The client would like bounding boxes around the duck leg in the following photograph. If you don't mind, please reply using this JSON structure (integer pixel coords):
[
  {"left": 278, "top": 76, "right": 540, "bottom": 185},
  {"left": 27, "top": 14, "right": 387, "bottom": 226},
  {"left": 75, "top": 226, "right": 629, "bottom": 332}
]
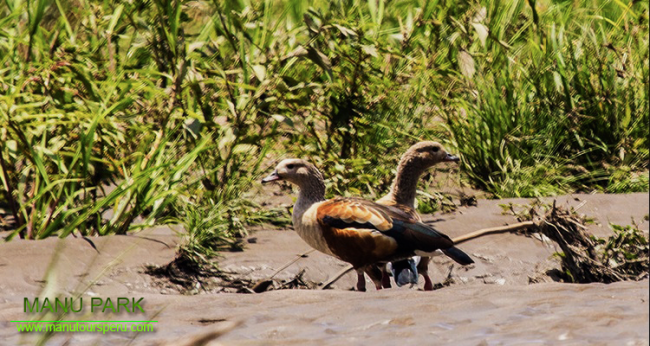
[
  {"left": 355, "top": 270, "right": 367, "bottom": 292},
  {"left": 364, "top": 265, "right": 384, "bottom": 290},
  {"left": 417, "top": 256, "right": 434, "bottom": 291},
  {"left": 381, "top": 265, "right": 392, "bottom": 288}
]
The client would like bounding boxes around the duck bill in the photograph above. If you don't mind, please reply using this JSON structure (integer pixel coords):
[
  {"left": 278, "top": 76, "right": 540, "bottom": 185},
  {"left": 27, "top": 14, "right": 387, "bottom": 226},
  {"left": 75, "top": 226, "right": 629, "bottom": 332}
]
[
  {"left": 261, "top": 170, "right": 281, "bottom": 184},
  {"left": 443, "top": 154, "right": 460, "bottom": 162}
]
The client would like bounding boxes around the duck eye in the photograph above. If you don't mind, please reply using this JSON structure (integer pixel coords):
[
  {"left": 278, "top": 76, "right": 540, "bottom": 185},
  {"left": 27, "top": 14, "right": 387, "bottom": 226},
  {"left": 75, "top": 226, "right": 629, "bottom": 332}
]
[
  {"left": 286, "top": 164, "right": 295, "bottom": 169},
  {"left": 431, "top": 147, "right": 440, "bottom": 152}
]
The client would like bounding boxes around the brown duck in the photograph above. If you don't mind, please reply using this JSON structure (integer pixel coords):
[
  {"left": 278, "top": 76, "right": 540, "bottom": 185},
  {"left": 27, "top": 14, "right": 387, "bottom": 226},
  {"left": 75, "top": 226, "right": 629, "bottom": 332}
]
[
  {"left": 262, "top": 158, "right": 473, "bottom": 291},
  {"left": 376, "top": 141, "right": 462, "bottom": 290}
]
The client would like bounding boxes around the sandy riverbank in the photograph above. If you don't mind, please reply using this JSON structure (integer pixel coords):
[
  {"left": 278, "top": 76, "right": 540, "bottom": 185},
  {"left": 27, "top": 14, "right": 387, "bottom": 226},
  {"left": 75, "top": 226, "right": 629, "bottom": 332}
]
[{"left": 0, "top": 192, "right": 648, "bottom": 345}]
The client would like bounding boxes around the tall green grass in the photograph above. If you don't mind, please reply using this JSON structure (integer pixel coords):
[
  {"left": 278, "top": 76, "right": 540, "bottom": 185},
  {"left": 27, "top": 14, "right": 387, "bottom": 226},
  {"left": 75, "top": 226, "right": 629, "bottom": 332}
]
[
  {"left": 1, "top": 0, "right": 647, "bottom": 258},
  {"left": 443, "top": 0, "right": 648, "bottom": 196}
]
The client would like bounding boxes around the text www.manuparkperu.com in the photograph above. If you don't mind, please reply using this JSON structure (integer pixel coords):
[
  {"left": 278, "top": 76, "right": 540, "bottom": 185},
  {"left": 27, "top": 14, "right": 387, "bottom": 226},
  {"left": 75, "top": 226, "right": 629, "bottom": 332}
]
[{"left": 16, "top": 322, "right": 155, "bottom": 334}]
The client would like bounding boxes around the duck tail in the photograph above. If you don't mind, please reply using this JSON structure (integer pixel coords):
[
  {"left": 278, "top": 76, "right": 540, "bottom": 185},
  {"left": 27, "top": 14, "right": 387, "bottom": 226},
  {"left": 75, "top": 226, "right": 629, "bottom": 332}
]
[{"left": 442, "top": 247, "right": 474, "bottom": 265}]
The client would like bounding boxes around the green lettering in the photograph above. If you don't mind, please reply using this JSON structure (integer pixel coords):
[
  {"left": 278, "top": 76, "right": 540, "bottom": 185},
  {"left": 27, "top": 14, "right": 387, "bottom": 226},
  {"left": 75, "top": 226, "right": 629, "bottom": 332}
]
[
  {"left": 132, "top": 297, "right": 145, "bottom": 313},
  {"left": 41, "top": 298, "right": 53, "bottom": 312},
  {"left": 24, "top": 298, "right": 39, "bottom": 313},
  {"left": 91, "top": 297, "right": 103, "bottom": 312},
  {"left": 55, "top": 298, "right": 68, "bottom": 313},
  {"left": 71, "top": 298, "right": 83, "bottom": 313},
  {"left": 117, "top": 298, "right": 130, "bottom": 313},
  {"left": 102, "top": 298, "right": 115, "bottom": 313}
]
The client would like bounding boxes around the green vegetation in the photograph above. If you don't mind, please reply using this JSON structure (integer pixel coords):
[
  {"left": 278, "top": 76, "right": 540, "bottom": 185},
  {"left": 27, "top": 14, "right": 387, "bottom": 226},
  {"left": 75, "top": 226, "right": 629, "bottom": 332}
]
[
  {"left": 1, "top": 0, "right": 647, "bottom": 266},
  {"left": 446, "top": 1, "right": 649, "bottom": 197}
]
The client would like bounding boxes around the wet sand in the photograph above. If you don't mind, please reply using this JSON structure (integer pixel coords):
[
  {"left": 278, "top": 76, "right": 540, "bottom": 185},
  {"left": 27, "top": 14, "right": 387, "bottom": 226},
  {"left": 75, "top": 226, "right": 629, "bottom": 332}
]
[{"left": 0, "top": 192, "right": 648, "bottom": 345}]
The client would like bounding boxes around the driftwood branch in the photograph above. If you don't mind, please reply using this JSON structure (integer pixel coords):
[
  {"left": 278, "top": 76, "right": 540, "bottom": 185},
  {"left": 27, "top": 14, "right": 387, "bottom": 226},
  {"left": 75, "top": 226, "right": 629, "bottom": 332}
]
[
  {"left": 317, "top": 221, "right": 538, "bottom": 289},
  {"left": 452, "top": 221, "right": 536, "bottom": 244},
  {"left": 251, "top": 199, "right": 648, "bottom": 291}
]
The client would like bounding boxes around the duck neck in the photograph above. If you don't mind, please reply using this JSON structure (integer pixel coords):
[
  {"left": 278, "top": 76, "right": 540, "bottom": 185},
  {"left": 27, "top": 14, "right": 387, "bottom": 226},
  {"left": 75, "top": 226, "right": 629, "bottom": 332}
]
[
  {"left": 293, "top": 175, "right": 326, "bottom": 218},
  {"left": 386, "top": 158, "right": 426, "bottom": 208}
]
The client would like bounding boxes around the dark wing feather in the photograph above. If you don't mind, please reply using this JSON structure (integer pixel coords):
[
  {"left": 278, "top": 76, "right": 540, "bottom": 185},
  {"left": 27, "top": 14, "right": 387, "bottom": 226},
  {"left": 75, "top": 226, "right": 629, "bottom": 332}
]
[
  {"left": 384, "top": 219, "right": 454, "bottom": 252},
  {"left": 317, "top": 197, "right": 455, "bottom": 252},
  {"left": 315, "top": 198, "right": 400, "bottom": 266}
]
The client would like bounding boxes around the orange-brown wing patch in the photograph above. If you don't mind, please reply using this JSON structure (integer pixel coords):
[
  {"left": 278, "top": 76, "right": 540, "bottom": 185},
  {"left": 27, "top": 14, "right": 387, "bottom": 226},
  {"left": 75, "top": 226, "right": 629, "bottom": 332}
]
[
  {"left": 348, "top": 197, "right": 419, "bottom": 224},
  {"left": 321, "top": 226, "right": 398, "bottom": 267},
  {"left": 317, "top": 198, "right": 393, "bottom": 231},
  {"left": 315, "top": 198, "right": 406, "bottom": 266}
]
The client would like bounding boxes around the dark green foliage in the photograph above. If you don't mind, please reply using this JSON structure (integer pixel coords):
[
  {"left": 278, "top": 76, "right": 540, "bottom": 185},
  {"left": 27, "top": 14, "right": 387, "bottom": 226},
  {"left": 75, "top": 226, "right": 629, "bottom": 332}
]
[
  {"left": 442, "top": 0, "right": 649, "bottom": 196},
  {"left": 0, "top": 1, "right": 647, "bottom": 264}
]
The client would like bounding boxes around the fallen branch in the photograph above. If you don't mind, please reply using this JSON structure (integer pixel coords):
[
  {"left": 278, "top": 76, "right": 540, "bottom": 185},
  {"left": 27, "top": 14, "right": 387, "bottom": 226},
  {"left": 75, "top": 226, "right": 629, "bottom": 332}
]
[
  {"left": 453, "top": 221, "right": 536, "bottom": 245},
  {"left": 317, "top": 222, "right": 537, "bottom": 289},
  {"left": 268, "top": 200, "right": 648, "bottom": 289}
]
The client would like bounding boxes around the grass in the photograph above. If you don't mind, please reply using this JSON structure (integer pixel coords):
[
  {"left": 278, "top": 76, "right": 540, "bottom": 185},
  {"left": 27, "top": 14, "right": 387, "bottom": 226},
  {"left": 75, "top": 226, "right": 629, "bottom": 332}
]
[
  {"left": 175, "top": 197, "right": 289, "bottom": 271},
  {"left": 443, "top": 0, "right": 648, "bottom": 196},
  {"left": 0, "top": 0, "right": 647, "bottom": 267}
]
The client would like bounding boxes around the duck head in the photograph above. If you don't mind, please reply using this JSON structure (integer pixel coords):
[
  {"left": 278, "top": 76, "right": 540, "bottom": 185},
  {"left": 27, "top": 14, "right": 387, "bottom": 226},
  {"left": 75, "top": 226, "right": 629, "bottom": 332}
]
[
  {"left": 261, "top": 159, "right": 323, "bottom": 187},
  {"left": 401, "top": 141, "right": 460, "bottom": 169}
]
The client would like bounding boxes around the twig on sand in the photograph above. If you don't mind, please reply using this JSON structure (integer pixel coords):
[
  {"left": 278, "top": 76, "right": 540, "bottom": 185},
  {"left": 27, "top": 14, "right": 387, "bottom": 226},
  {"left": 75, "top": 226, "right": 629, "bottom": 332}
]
[
  {"left": 270, "top": 249, "right": 315, "bottom": 279},
  {"left": 250, "top": 249, "right": 316, "bottom": 293},
  {"left": 319, "top": 266, "right": 354, "bottom": 290},
  {"left": 167, "top": 320, "right": 241, "bottom": 346},
  {"left": 574, "top": 200, "right": 588, "bottom": 211}
]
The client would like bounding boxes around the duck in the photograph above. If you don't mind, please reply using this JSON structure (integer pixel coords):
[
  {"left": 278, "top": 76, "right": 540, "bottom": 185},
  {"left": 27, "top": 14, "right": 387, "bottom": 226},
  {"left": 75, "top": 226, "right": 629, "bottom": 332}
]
[
  {"left": 261, "top": 158, "right": 473, "bottom": 291},
  {"left": 376, "top": 141, "right": 461, "bottom": 290}
]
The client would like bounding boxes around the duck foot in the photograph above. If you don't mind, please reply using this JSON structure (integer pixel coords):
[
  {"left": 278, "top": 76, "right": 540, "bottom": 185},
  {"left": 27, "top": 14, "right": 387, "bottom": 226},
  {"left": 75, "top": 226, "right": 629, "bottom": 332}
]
[
  {"left": 423, "top": 274, "right": 434, "bottom": 291},
  {"left": 381, "top": 269, "right": 392, "bottom": 288},
  {"left": 356, "top": 273, "right": 367, "bottom": 292}
]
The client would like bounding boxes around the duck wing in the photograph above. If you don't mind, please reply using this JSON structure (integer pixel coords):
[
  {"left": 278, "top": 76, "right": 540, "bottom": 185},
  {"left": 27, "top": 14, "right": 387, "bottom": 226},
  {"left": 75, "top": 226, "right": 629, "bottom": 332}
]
[
  {"left": 374, "top": 198, "right": 422, "bottom": 222},
  {"left": 315, "top": 197, "right": 468, "bottom": 266},
  {"left": 317, "top": 197, "right": 415, "bottom": 230}
]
